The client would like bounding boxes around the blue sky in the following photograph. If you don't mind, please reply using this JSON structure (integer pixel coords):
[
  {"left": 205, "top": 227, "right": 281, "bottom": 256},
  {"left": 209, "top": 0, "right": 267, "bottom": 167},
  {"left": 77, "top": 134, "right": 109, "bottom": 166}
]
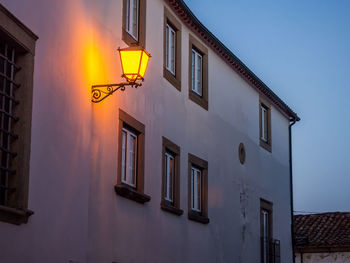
[{"left": 184, "top": 0, "right": 350, "bottom": 213}]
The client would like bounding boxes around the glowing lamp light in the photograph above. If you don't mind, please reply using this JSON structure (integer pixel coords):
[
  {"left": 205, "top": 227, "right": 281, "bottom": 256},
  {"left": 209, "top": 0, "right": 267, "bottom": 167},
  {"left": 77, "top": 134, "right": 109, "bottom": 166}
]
[
  {"left": 91, "top": 47, "right": 151, "bottom": 103},
  {"left": 119, "top": 48, "right": 150, "bottom": 83}
]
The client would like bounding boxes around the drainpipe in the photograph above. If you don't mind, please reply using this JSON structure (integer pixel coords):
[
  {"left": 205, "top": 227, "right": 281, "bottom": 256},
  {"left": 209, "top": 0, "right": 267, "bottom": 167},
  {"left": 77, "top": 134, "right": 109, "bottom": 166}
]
[{"left": 289, "top": 118, "right": 297, "bottom": 263}]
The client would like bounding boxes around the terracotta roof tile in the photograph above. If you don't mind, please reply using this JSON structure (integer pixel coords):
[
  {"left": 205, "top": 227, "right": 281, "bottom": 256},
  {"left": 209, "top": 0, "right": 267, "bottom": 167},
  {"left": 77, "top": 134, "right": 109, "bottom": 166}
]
[{"left": 294, "top": 212, "right": 350, "bottom": 250}]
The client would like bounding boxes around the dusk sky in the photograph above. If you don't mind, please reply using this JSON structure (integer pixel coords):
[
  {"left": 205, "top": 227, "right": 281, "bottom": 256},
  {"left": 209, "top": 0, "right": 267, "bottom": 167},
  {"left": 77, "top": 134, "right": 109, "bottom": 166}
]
[{"left": 185, "top": 0, "right": 350, "bottom": 213}]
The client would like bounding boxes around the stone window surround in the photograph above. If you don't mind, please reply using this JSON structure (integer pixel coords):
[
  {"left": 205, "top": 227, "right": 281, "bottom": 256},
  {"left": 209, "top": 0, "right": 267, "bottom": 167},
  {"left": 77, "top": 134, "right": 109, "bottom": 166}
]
[
  {"left": 163, "top": 7, "right": 182, "bottom": 91},
  {"left": 161, "top": 136, "right": 183, "bottom": 215},
  {"left": 188, "top": 153, "right": 209, "bottom": 224},
  {"left": 122, "top": 0, "right": 146, "bottom": 47},
  {"left": 259, "top": 97, "right": 272, "bottom": 152},
  {"left": 0, "top": 4, "right": 37, "bottom": 225},
  {"left": 188, "top": 34, "right": 208, "bottom": 111},
  {"left": 115, "top": 109, "right": 150, "bottom": 204}
]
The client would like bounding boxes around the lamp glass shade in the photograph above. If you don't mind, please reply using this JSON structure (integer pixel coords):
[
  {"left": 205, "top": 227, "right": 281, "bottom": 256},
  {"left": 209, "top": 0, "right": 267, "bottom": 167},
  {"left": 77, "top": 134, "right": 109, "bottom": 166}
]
[{"left": 119, "top": 48, "right": 150, "bottom": 82}]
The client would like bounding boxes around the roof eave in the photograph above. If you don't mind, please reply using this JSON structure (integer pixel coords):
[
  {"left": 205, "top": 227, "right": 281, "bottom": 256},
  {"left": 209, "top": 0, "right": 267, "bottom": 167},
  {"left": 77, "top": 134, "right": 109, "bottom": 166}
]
[{"left": 165, "top": 0, "right": 300, "bottom": 122}]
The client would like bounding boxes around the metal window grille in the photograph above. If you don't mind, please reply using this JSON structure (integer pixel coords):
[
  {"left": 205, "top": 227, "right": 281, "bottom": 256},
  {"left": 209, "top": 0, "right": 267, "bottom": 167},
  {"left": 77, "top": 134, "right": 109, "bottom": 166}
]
[
  {"left": 261, "top": 237, "right": 281, "bottom": 263},
  {"left": 0, "top": 41, "right": 20, "bottom": 206}
]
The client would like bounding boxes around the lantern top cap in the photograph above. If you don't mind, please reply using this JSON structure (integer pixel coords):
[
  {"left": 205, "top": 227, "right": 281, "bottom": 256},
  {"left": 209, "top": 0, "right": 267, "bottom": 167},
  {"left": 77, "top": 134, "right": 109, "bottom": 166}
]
[{"left": 118, "top": 46, "right": 151, "bottom": 57}]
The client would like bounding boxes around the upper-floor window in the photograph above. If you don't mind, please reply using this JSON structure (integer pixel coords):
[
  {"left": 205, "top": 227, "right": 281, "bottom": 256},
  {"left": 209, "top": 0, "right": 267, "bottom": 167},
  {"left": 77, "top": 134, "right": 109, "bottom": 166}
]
[
  {"left": 188, "top": 153, "right": 209, "bottom": 224},
  {"left": 259, "top": 98, "right": 271, "bottom": 152},
  {"left": 122, "top": 0, "right": 145, "bottom": 47},
  {"left": 163, "top": 7, "right": 182, "bottom": 91},
  {"left": 161, "top": 137, "right": 182, "bottom": 215},
  {"left": 116, "top": 109, "right": 150, "bottom": 204},
  {"left": 0, "top": 4, "right": 37, "bottom": 225},
  {"left": 165, "top": 23, "right": 176, "bottom": 75},
  {"left": 125, "top": 0, "right": 139, "bottom": 40},
  {"left": 191, "top": 48, "right": 202, "bottom": 96},
  {"left": 188, "top": 35, "right": 208, "bottom": 110},
  {"left": 261, "top": 105, "right": 268, "bottom": 142}
]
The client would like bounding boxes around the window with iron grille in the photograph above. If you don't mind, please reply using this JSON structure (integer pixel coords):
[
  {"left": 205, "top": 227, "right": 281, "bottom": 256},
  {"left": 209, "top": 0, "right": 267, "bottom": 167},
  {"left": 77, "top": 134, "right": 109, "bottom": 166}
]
[
  {"left": 260, "top": 199, "right": 280, "bottom": 263},
  {"left": 0, "top": 4, "right": 37, "bottom": 225},
  {"left": 260, "top": 238, "right": 281, "bottom": 263},
  {"left": 0, "top": 41, "right": 20, "bottom": 206}
]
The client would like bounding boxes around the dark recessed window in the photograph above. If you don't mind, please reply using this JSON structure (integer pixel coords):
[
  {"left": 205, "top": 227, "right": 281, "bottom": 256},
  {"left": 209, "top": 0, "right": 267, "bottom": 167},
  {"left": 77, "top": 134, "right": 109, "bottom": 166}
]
[
  {"left": 161, "top": 137, "right": 183, "bottom": 215},
  {"left": 0, "top": 5, "right": 37, "bottom": 225}
]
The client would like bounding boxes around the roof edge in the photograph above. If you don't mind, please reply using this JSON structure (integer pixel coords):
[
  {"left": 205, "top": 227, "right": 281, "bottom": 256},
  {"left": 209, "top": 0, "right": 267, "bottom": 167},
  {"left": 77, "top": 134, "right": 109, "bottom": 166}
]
[
  {"left": 295, "top": 246, "right": 350, "bottom": 254},
  {"left": 0, "top": 4, "right": 38, "bottom": 41},
  {"left": 165, "top": 0, "right": 300, "bottom": 121}
]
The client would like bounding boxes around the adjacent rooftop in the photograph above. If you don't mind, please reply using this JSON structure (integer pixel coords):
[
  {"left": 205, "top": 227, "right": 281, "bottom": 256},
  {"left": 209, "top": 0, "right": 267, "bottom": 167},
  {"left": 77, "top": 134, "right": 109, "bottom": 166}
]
[{"left": 294, "top": 212, "right": 350, "bottom": 253}]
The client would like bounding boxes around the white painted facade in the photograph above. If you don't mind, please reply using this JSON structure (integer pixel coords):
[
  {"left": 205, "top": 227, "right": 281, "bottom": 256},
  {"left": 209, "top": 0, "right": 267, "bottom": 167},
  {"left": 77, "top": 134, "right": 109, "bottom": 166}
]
[
  {"left": 0, "top": 0, "right": 294, "bottom": 262},
  {"left": 296, "top": 252, "right": 350, "bottom": 263}
]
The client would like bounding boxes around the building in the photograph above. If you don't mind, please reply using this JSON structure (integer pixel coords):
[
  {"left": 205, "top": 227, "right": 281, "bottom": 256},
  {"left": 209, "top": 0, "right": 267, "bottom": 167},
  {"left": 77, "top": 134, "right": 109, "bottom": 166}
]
[
  {"left": 294, "top": 212, "right": 350, "bottom": 263},
  {"left": 0, "top": 0, "right": 299, "bottom": 262}
]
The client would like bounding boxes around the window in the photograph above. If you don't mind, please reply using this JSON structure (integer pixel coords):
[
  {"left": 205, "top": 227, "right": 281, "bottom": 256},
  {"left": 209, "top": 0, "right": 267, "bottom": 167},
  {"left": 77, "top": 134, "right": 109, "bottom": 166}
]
[
  {"left": 260, "top": 199, "right": 273, "bottom": 263},
  {"left": 260, "top": 199, "right": 280, "bottom": 263},
  {"left": 191, "top": 48, "right": 202, "bottom": 96},
  {"left": 121, "top": 128, "right": 137, "bottom": 187},
  {"left": 188, "top": 35, "right": 208, "bottom": 110},
  {"left": 165, "top": 24, "right": 175, "bottom": 75},
  {"left": 259, "top": 98, "right": 271, "bottom": 152},
  {"left": 125, "top": 0, "right": 139, "bottom": 40},
  {"left": 161, "top": 137, "right": 182, "bottom": 215},
  {"left": 0, "top": 4, "right": 37, "bottom": 225},
  {"left": 122, "top": 0, "right": 146, "bottom": 47},
  {"left": 115, "top": 109, "right": 150, "bottom": 204},
  {"left": 188, "top": 153, "right": 209, "bottom": 224},
  {"left": 163, "top": 7, "right": 182, "bottom": 91},
  {"left": 191, "top": 166, "right": 201, "bottom": 212}
]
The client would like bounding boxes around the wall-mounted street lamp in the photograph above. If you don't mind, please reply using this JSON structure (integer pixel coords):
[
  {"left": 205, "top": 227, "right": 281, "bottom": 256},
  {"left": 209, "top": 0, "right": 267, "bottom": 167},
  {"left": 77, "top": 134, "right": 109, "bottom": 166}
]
[{"left": 91, "top": 47, "right": 151, "bottom": 103}]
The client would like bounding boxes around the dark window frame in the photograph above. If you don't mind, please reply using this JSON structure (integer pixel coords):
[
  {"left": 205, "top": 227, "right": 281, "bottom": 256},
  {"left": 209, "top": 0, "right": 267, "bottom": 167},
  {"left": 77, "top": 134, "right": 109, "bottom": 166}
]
[
  {"left": 188, "top": 153, "right": 209, "bottom": 224},
  {"left": 0, "top": 4, "right": 37, "bottom": 225},
  {"left": 122, "top": 0, "right": 146, "bottom": 47},
  {"left": 260, "top": 199, "right": 273, "bottom": 263},
  {"left": 115, "top": 109, "right": 150, "bottom": 204},
  {"left": 163, "top": 7, "right": 182, "bottom": 91},
  {"left": 259, "top": 97, "right": 272, "bottom": 152},
  {"left": 161, "top": 137, "right": 183, "bottom": 215},
  {"left": 188, "top": 34, "right": 208, "bottom": 111}
]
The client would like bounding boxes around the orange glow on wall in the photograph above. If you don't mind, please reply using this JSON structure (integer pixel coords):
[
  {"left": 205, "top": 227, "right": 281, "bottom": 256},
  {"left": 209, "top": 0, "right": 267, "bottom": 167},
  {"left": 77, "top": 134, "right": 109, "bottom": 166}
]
[
  {"left": 84, "top": 43, "right": 108, "bottom": 85},
  {"left": 119, "top": 48, "right": 150, "bottom": 82}
]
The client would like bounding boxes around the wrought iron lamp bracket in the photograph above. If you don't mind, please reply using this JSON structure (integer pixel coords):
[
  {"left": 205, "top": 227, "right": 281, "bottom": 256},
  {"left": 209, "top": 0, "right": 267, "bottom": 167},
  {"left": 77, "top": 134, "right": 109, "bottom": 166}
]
[{"left": 91, "top": 81, "right": 142, "bottom": 103}]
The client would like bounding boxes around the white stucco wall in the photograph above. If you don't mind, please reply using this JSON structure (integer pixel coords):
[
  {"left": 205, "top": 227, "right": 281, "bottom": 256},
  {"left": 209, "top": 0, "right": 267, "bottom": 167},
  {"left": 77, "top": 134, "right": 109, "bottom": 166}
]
[
  {"left": 296, "top": 252, "right": 350, "bottom": 263},
  {"left": 0, "top": 0, "right": 294, "bottom": 262}
]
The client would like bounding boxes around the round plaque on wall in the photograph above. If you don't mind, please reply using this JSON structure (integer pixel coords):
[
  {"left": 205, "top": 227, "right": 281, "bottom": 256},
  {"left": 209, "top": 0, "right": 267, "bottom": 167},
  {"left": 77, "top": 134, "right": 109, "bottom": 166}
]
[{"left": 238, "top": 143, "right": 246, "bottom": 165}]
